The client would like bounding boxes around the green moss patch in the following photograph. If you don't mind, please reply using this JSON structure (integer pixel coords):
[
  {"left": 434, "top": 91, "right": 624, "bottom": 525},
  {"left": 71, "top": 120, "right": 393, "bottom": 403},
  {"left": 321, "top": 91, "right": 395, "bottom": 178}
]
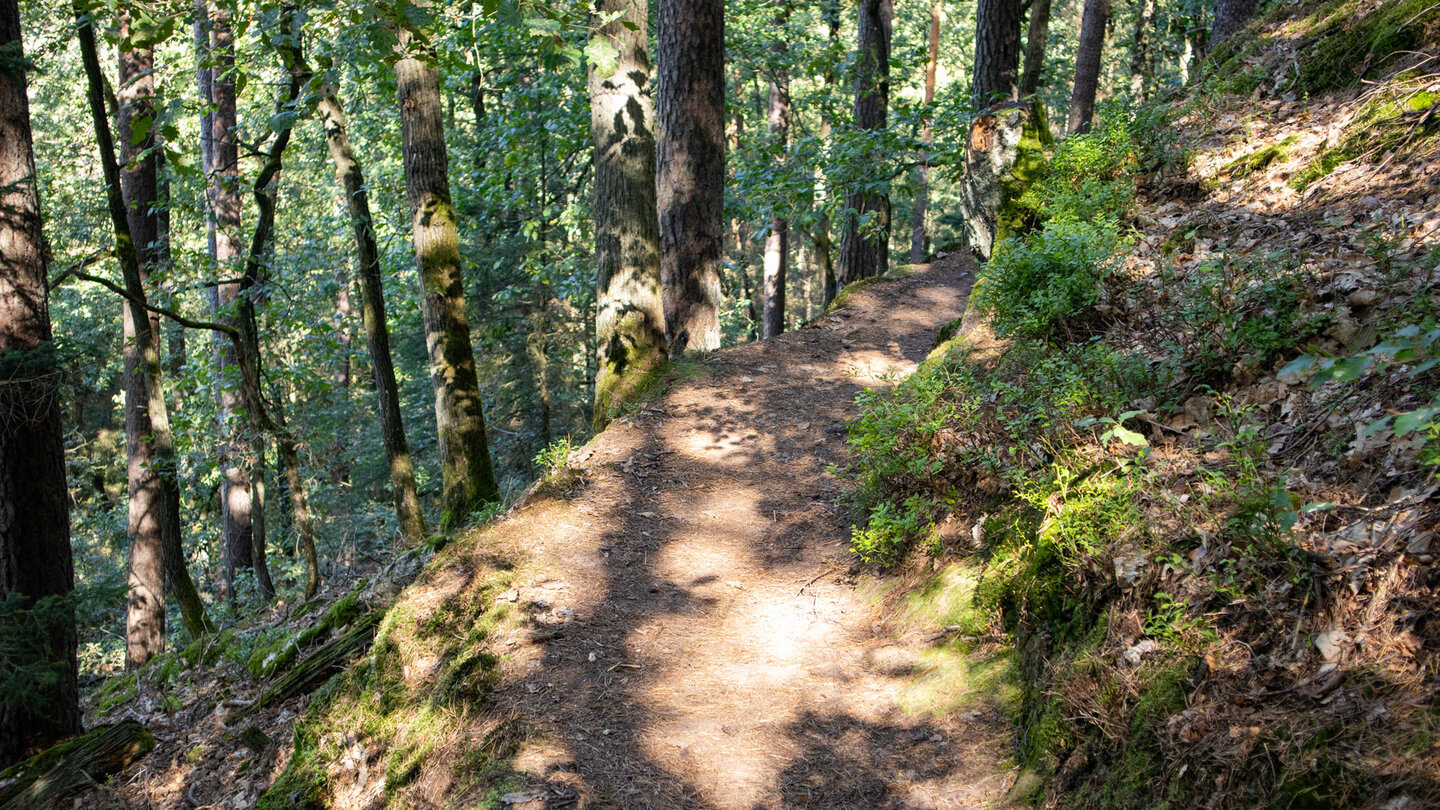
[{"left": 1291, "top": 82, "right": 1440, "bottom": 190}]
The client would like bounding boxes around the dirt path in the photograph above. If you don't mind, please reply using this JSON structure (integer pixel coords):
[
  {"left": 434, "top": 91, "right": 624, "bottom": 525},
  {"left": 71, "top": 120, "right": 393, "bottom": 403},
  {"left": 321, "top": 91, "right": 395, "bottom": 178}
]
[{"left": 482, "top": 256, "right": 1014, "bottom": 809}]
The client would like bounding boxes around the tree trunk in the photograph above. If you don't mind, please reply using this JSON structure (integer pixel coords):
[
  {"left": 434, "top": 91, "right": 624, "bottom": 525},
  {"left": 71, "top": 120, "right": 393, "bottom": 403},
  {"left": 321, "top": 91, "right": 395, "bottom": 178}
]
[
  {"left": 1019, "top": 0, "right": 1052, "bottom": 97},
  {"left": 114, "top": 9, "right": 167, "bottom": 667},
  {"left": 1130, "top": 0, "right": 1157, "bottom": 101},
  {"left": 330, "top": 270, "right": 352, "bottom": 487},
  {"left": 762, "top": 8, "right": 791, "bottom": 340},
  {"left": 278, "top": 434, "right": 320, "bottom": 598},
  {"left": 311, "top": 78, "right": 428, "bottom": 547},
  {"left": 589, "top": 0, "right": 667, "bottom": 428},
  {"left": 1211, "top": 0, "right": 1257, "bottom": 46},
  {"left": 816, "top": 0, "right": 840, "bottom": 307},
  {"left": 395, "top": 21, "right": 501, "bottom": 526},
  {"left": 204, "top": 2, "right": 256, "bottom": 596},
  {"left": 657, "top": 0, "right": 725, "bottom": 355},
  {"left": 0, "top": 0, "right": 79, "bottom": 765},
  {"left": 837, "top": 0, "right": 892, "bottom": 287},
  {"left": 1067, "top": 0, "right": 1111, "bottom": 135},
  {"left": 910, "top": 1, "right": 940, "bottom": 265},
  {"left": 972, "top": 0, "right": 1023, "bottom": 110}
]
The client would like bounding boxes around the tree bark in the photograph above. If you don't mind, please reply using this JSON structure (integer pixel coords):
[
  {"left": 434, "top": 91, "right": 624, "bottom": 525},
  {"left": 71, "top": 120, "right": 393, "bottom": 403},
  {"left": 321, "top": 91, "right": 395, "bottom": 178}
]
[
  {"left": 310, "top": 74, "right": 428, "bottom": 547},
  {"left": 762, "top": 8, "right": 791, "bottom": 339},
  {"left": 1130, "top": 0, "right": 1157, "bottom": 101},
  {"left": 113, "top": 8, "right": 166, "bottom": 667},
  {"left": 657, "top": 0, "right": 725, "bottom": 355},
  {"left": 837, "top": 0, "right": 892, "bottom": 287},
  {"left": 203, "top": 1, "right": 257, "bottom": 596},
  {"left": 396, "top": 21, "right": 500, "bottom": 525},
  {"left": 910, "top": 1, "right": 940, "bottom": 265},
  {"left": 1211, "top": 0, "right": 1257, "bottom": 46},
  {"left": 0, "top": 0, "right": 79, "bottom": 764},
  {"left": 1019, "top": 0, "right": 1053, "bottom": 97},
  {"left": 972, "top": 0, "right": 1023, "bottom": 110},
  {"left": 1067, "top": 0, "right": 1111, "bottom": 135},
  {"left": 588, "top": 0, "right": 667, "bottom": 428}
]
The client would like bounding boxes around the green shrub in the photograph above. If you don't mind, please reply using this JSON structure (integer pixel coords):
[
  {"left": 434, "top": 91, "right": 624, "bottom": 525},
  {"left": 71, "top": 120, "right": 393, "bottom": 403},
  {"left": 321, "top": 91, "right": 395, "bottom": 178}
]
[
  {"left": 850, "top": 495, "right": 937, "bottom": 565},
  {"left": 1158, "top": 252, "right": 1328, "bottom": 387},
  {"left": 1018, "top": 116, "right": 1139, "bottom": 225},
  {"left": 973, "top": 219, "right": 1125, "bottom": 342}
]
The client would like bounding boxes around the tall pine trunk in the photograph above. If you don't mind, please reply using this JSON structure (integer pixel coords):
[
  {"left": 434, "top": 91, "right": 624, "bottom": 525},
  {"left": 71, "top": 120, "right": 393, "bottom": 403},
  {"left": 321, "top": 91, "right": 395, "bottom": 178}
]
[
  {"left": 972, "top": 0, "right": 1023, "bottom": 109},
  {"left": 588, "top": 0, "right": 666, "bottom": 427},
  {"left": 837, "top": 0, "right": 892, "bottom": 286},
  {"left": 312, "top": 75, "right": 428, "bottom": 547},
  {"left": 762, "top": 8, "right": 790, "bottom": 339},
  {"left": 910, "top": 1, "right": 940, "bottom": 265},
  {"left": 396, "top": 22, "right": 500, "bottom": 526},
  {"left": 1019, "top": 0, "right": 1053, "bottom": 97},
  {"left": 1067, "top": 0, "right": 1111, "bottom": 134},
  {"left": 0, "top": 0, "right": 79, "bottom": 763},
  {"left": 657, "top": 0, "right": 725, "bottom": 355}
]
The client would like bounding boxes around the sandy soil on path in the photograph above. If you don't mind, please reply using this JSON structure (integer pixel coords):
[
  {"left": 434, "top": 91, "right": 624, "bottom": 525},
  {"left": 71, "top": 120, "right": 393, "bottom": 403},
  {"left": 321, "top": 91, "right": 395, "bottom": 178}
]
[{"left": 479, "top": 255, "right": 1015, "bottom": 810}]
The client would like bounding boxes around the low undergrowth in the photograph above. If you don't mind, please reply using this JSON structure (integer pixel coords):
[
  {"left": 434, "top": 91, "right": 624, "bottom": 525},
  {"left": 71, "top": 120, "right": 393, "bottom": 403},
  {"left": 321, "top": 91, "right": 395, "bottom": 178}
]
[
  {"left": 257, "top": 534, "right": 520, "bottom": 809},
  {"left": 847, "top": 72, "right": 1440, "bottom": 807}
]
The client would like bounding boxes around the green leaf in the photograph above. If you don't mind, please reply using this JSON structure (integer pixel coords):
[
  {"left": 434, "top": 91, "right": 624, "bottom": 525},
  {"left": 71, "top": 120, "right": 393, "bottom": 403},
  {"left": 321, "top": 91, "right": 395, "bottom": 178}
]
[
  {"left": 1313, "top": 355, "right": 1368, "bottom": 385},
  {"left": 621, "top": 19, "right": 640, "bottom": 30},
  {"left": 1103, "top": 425, "right": 1148, "bottom": 447},
  {"left": 1116, "top": 409, "right": 1147, "bottom": 422},
  {"left": 1300, "top": 501, "right": 1334, "bottom": 513},
  {"left": 1394, "top": 406, "right": 1439, "bottom": 436},
  {"left": 1278, "top": 354, "right": 1317, "bottom": 378},
  {"left": 584, "top": 38, "right": 618, "bottom": 76},
  {"left": 1358, "top": 415, "right": 1393, "bottom": 439},
  {"left": 128, "top": 114, "right": 154, "bottom": 146}
]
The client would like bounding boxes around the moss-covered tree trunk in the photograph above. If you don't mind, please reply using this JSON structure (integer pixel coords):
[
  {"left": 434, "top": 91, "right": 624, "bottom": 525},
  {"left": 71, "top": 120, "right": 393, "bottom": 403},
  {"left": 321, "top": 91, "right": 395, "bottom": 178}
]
[
  {"left": 657, "top": 0, "right": 725, "bottom": 355},
  {"left": 837, "top": 0, "right": 892, "bottom": 286},
  {"left": 589, "top": 0, "right": 667, "bottom": 428},
  {"left": 0, "top": 722, "right": 153, "bottom": 809},
  {"left": 313, "top": 77, "right": 428, "bottom": 547},
  {"left": 396, "top": 22, "right": 500, "bottom": 524},
  {"left": 0, "top": 0, "right": 79, "bottom": 763}
]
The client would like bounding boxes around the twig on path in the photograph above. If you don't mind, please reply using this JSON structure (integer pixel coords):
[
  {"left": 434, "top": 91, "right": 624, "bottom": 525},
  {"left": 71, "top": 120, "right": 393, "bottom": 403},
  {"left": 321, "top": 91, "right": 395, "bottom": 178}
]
[{"left": 797, "top": 567, "right": 840, "bottom": 595}]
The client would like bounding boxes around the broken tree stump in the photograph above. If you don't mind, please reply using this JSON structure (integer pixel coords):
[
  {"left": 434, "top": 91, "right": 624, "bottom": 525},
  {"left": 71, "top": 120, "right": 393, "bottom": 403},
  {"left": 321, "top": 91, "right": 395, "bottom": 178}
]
[{"left": 959, "top": 96, "right": 1051, "bottom": 260}]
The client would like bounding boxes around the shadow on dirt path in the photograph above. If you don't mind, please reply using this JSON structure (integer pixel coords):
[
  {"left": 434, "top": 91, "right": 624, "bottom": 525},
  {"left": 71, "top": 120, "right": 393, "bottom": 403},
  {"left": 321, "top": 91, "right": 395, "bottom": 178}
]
[{"left": 461, "top": 255, "right": 1015, "bottom": 809}]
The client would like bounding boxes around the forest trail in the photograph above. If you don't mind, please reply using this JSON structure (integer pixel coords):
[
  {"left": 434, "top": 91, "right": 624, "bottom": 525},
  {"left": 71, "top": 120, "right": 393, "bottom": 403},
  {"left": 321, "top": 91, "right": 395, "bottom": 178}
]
[{"left": 466, "top": 254, "right": 1016, "bottom": 809}]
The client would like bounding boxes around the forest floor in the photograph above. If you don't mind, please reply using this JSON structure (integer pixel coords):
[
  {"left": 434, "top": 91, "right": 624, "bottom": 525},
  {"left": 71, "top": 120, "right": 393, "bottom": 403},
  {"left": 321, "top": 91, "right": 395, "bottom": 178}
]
[{"left": 434, "top": 255, "right": 1017, "bottom": 809}]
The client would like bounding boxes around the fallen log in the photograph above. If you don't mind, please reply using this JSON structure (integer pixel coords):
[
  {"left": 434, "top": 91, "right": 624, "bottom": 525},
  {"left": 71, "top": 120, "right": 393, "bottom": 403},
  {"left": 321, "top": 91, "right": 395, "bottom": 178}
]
[
  {"left": 227, "top": 612, "right": 381, "bottom": 726},
  {"left": 0, "top": 722, "right": 154, "bottom": 810}
]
